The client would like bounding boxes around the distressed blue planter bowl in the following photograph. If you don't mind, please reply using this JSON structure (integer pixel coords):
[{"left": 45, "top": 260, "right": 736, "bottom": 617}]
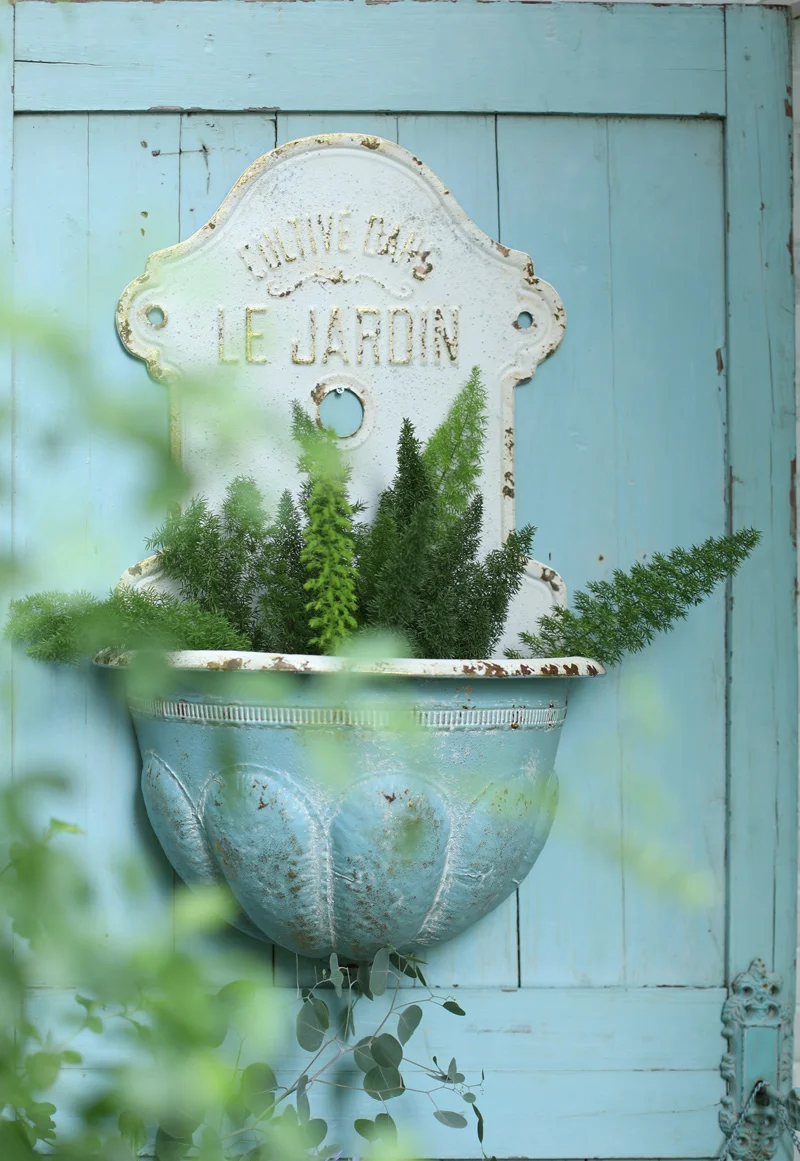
[{"left": 97, "top": 651, "right": 603, "bottom": 961}]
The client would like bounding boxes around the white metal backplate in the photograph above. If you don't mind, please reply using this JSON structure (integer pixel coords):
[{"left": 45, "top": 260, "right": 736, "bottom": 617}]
[{"left": 117, "top": 134, "right": 568, "bottom": 645}]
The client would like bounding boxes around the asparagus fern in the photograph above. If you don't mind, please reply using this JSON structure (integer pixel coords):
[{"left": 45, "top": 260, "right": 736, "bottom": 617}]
[
  {"left": 5, "top": 371, "right": 761, "bottom": 668},
  {"left": 292, "top": 403, "right": 359, "bottom": 653},
  {"left": 5, "top": 587, "right": 249, "bottom": 664},
  {"left": 518, "top": 529, "right": 761, "bottom": 665}
]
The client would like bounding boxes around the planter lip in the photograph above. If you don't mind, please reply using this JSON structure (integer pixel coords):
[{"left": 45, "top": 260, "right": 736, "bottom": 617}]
[{"left": 93, "top": 648, "right": 605, "bottom": 679}]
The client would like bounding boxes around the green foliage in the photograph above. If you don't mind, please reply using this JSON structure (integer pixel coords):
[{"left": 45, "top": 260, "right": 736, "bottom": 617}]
[
  {"left": 7, "top": 370, "right": 758, "bottom": 669},
  {"left": 423, "top": 364, "right": 488, "bottom": 526},
  {"left": 356, "top": 405, "right": 533, "bottom": 658},
  {"left": 0, "top": 777, "right": 490, "bottom": 1157},
  {"left": 254, "top": 490, "right": 312, "bottom": 654},
  {"left": 148, "top": 475, "right": 270, "bottom": 640},
  {"left": 519, "top": 528, "right": 761, "bottom": 666},
  {"left": 292, "top": 403, "right": 359, "bottom": 653},
  {"left": 5, "top": 586, "right": 249, "bottom": 664}
]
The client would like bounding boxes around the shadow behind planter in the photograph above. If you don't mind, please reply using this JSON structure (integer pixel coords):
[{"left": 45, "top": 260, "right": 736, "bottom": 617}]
[{"left": 98, "top": 651, "right": 602, "bottom": 962}]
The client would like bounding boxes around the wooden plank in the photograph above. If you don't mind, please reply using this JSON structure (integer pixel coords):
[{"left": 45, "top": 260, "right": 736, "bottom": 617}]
[
  {"left": 179, "top": 112, "right": 276, "bottom": 238},
  {"left": 11, "top": 115, "right": 94, "bottom": 870},
  {"left": 277, "top": 114, "right": 397, "bottom": 147},
  {"left": 497, "top": 115, "right": 625, "bottom": 986},
  {"left": 14, "top": 2, "right": 726, "bottom": 117},
  {"left": 47, "top": 1065, "right": 725, "bottom": 1161},
  {"left": 394, "top": 113, "right": 518, "bottom": 988},
  {"left": 605, "top": 116, "right": 727, "bottom": 987},
  {"left": 81, "top": 114, "right": 183, "bottom": 940},
  {"left": 725, "top": 8, "right": 797, "bottom": 985},
  {"left": 0, "top": 0, "right": 13, "bottom": 777},
  {"left": 504, "top": 114, "right": 728, "bottom": 987},
  {"left": 397, "top": 116, "right": 498, "bottom": 241},
  {"left": 30, "top": 985, "right": 726, "bottom": 1159}
]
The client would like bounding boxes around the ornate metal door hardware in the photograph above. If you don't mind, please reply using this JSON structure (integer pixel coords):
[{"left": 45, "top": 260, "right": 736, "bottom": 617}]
[{"left": 720, "top": 959, "right": 797, "bottom": 1160}]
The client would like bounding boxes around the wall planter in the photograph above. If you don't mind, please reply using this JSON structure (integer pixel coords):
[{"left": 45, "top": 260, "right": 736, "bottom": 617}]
[
  {"left": 104, "top": 134, "right": 602, "bottom": 960},
  {"left": 97, "top": 646, "right": 602, "bottom": 960},
  {"left": 7, "top": 133, "right": 755, "bottom": 965}
]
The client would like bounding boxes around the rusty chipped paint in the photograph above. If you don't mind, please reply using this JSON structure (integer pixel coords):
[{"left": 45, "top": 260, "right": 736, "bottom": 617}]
[
  {"left": 116, "top": 132, "right": 569, "bottom": 649},
  {"left": 96, "top": 648, "right": 604, "bottom": 679}
]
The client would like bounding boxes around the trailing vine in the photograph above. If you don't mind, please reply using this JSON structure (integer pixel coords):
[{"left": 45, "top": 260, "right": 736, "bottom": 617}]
[{"left": 1, "top": 796, "right": 490, "bottom": 1159}]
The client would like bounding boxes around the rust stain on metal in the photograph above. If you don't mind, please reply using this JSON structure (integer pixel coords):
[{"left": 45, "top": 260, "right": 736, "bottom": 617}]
[
  {"left": 116, "top": 311, "right": 133, "bottom": 346},
  {"left": 495, "top": 242, "right": 510, "bottom": 258},
  {"left": 361, "top": 137, "right": 381, "bottom": 151},
  {"left": 412, "top": 251, "right": 433, "bottom": 280},
  {"left": 716, "top": 348, "right": 724, "bottom": 375},
  {"left": 540, "top": 567, "right": 562, "bottom": 592}
]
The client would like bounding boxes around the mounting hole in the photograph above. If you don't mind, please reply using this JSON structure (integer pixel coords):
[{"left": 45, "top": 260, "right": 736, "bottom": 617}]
[
  {"left": 318, "top": 387, "right": 364, "bottom": 438},
  {"left": 515, "top": 311, "right": 533, "bottom": 330},
  {"left": 146, "top": 305, "right": 167, "bottom": 328}
]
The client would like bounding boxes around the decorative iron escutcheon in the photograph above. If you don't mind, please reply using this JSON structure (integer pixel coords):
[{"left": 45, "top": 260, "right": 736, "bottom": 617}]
[{"left": 720, "top": 959, "right": 796, "bottom": 1159}]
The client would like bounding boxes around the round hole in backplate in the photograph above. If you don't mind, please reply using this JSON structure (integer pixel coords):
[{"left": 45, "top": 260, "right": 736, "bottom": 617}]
[
  {"left": 147, "top": 305, "right": 166, "bottom": 327},
  {"left": 515, "top": 311, "right": 533, "bottom": 329},
  {"left": 318, "top": 387, "right": 365, "bottom": 438}
]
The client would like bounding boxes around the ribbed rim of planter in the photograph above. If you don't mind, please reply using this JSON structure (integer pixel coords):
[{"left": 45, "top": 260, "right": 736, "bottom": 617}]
[{"left": 93, "top": 649, "right": 605, "bottom": 678}]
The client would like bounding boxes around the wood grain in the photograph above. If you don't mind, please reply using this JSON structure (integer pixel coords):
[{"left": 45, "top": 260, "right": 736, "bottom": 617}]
[{"left": 14, "top": 2, "right": 726, "bottom": 117}]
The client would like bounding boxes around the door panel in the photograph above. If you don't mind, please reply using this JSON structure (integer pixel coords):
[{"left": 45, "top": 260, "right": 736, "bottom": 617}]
[
  {"left": 498, "top": 115, "right": 727, "bottom": 988},
  {"left": 6, "top": 5, "right": 795, "bottom": 1158}
]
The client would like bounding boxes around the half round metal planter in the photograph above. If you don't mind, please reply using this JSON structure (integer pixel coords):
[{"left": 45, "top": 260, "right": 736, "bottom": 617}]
[{"left": 97, "top": 651, "right": 603, "bottom": 962}]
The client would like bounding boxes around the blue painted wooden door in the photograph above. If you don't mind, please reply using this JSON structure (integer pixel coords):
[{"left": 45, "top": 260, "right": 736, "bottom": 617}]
[{"left": 3, "top": 3, "right": 795, "bottom": 1158}]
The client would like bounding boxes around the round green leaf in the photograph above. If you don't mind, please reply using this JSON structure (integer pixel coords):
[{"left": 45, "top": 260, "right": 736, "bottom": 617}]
[
  {"left": 356, "top": 963, "right": 373, "bottom": 999},
  {"left": 353, "top": 1037, "right": 375, "bottom": 1072},
  {"left": 197, "top": 1126, "right": 224, "bottom": 1161},
  {"left": 354, "top": 1118, "right": 377, "bottom": 1141},
  {"left": 303, "top": 1118, "right": 327, "bottom": 1149},
  {"left": 462, "top": 1091, "right": 477, "bottom": 1103},
  {"left": 433, "top": 1110, "right": 468, "bottom": 1129},
  {"left": 375, "top": 1112, "right": 398, "bottom": 1143},
  {"left": 240, "top": 1062, "right": 277, "bottom": 1116},
  {"left": 296, "top": 997, "right": 329, "bottom": 1052},
  {"left": 155, "top": 1127, "right": 192, "bottom": 1161},
  {"left": 397, "top": 1003, "right": 423, "bottom": 1044},
  {"left": 371, "top": 1033, "right": 403, "bottom": 1068},
  {"left": 26, "top": 1051, "right": 61, "bottom": 1090},
  {"left": 369, "top": 947, "right": 391, "bottom": 997},
  {"left": 443, "top": 1000, "right": 466, "bottom": 1016},
  {"left": 297, "top": 1090, "right": 310, "bottom": 1124},
  {"left": 118, "top": 1111, "right": 147, "bottom": 1153},
  {"left": 364, "top": 1064, "right": 404, "bottom": 1101}
]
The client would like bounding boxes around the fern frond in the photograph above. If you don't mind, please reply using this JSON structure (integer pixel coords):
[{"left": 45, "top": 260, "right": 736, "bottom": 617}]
[
  {"left": 423, "top": 365, "right": 487, "bottom": 523},
  {"left": 293, "top": 406, "right": 359, "bottom": 653},
  {"left": 5, "top": 587, "right": 250, "bottom": 664},
  {"left": 256, "top": 490, "right": 312, "bottom": 653},
  {"left": 520, "top": 528, "right": 760, "bottom": 665}
]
